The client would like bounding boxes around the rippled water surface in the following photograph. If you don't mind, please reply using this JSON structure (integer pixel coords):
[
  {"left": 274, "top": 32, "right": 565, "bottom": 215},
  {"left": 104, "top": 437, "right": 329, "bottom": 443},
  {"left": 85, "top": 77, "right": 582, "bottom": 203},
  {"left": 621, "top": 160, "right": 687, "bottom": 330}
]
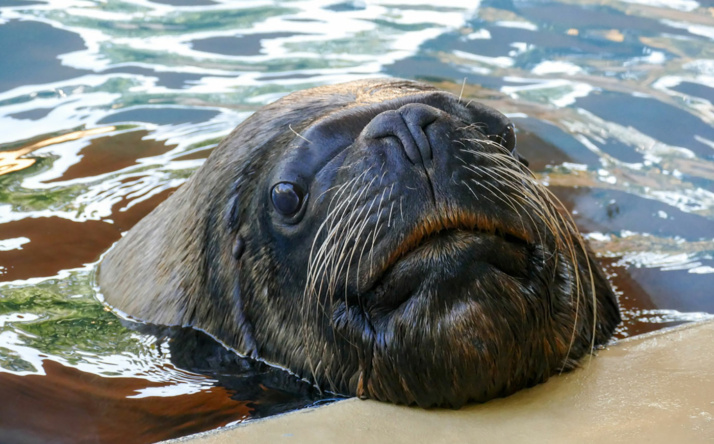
[{"left": 1, "top": 0, "right": 713, "bottom": 442}]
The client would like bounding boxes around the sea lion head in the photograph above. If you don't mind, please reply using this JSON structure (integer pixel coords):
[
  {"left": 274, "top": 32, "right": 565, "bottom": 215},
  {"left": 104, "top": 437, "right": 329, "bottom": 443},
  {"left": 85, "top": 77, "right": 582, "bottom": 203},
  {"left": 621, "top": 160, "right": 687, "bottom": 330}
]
[{"left": 99, "top": 79, "right": 620, "bottom": 408}]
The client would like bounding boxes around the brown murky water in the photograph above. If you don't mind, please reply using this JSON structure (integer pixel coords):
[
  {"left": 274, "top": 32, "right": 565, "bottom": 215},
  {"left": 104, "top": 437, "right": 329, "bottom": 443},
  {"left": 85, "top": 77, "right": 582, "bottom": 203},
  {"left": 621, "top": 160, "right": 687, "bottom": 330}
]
[
  {"left": 1, "top": 0, "right": 713, "bottom": 443},
  {"left": 0, "top": 360, "right": 251, "bottom": 443}
]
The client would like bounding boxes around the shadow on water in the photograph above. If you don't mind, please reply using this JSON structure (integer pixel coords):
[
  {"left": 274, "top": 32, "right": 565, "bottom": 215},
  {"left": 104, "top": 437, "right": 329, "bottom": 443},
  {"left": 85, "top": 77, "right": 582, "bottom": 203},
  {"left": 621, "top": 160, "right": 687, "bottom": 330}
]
[{"left": 1, "top": 0, "right": 714, "bottom": 442}]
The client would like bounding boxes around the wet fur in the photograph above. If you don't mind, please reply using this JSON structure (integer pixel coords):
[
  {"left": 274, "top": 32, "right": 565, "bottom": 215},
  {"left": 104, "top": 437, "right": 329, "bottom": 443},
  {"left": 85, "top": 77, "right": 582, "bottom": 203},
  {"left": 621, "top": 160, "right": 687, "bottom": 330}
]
[{"left": 99, "top": 79, "right": 620, "bottom": 407}]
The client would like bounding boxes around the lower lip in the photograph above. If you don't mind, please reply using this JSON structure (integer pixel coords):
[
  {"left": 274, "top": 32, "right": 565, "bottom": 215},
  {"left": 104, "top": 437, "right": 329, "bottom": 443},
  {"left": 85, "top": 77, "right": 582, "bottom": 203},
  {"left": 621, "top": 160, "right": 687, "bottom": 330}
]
[{"left": 362, "top": 229, "right": 530, "bottom": 310}]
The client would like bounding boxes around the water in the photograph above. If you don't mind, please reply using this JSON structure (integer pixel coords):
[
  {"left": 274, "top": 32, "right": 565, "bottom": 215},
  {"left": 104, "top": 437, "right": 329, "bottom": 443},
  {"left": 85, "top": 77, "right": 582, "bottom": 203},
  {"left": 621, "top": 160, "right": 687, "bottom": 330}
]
[{"left": 0, "top": 0, "right": 713, "bottom": 442}]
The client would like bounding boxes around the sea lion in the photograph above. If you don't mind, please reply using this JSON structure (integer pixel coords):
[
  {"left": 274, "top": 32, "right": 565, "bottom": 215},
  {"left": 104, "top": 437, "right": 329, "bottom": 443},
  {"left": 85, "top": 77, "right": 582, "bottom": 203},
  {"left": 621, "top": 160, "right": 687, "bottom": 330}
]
[{"left": 99, "top": 78, "right": 621, "bottom": 408}]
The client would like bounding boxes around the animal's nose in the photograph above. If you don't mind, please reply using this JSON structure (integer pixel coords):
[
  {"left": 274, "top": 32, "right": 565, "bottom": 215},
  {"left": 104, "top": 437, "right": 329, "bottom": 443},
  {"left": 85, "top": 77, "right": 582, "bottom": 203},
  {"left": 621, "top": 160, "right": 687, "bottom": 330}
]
[{"left": 362, "top": 103, "right": 442, "bottom": 165}]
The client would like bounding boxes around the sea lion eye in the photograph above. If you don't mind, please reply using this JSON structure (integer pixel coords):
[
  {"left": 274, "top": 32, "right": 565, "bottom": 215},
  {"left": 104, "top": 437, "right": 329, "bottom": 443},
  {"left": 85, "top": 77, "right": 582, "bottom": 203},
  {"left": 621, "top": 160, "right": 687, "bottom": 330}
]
[{"left": 271, "top": 182, "right": 305, "bottom": 216}]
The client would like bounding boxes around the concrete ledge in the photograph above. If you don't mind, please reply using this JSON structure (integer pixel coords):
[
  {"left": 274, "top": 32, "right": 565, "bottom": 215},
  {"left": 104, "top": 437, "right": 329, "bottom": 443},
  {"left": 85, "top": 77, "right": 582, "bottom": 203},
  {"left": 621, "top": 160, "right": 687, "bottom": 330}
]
[{"left": 167, "top": 320, "right": 714, "bottom": 444}]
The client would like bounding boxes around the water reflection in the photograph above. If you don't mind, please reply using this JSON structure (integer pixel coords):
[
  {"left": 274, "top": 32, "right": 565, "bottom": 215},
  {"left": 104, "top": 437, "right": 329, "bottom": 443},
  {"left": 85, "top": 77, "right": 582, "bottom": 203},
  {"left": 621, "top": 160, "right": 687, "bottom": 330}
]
[
  {"left": 0, "top": 0, "right": 713, "bottom": 442},
  {"left": 0, "top": 323, "right": 325, "bottom": 444}
]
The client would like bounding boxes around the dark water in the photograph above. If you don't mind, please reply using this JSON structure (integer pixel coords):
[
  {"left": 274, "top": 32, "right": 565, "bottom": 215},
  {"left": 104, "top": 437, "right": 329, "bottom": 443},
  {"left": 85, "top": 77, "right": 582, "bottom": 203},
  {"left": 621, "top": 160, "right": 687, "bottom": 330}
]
[{"left": 0, "top": 0, "right": 713, "bottom": 442}]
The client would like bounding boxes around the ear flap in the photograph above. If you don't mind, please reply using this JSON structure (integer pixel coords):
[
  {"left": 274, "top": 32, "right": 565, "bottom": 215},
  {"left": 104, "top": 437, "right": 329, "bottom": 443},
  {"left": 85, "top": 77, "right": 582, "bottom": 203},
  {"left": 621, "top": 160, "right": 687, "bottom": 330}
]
[{"left": 225, "top": 179, "right": 242, "bottom": 232}]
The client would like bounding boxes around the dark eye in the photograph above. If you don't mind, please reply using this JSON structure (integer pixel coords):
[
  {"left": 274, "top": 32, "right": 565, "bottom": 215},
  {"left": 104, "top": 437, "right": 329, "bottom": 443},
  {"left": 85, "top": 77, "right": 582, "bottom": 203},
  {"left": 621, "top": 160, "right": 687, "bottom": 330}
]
[{"left": 271, "top": 182, "right": 305, "bottom": 216}]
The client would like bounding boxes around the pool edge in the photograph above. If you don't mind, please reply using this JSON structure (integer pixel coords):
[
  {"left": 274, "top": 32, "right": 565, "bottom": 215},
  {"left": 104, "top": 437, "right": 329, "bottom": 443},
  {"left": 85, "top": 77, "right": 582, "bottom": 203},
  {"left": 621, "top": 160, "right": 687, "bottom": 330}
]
[{"left": 163, "top": 319, "right": 714, "bottom": 443}]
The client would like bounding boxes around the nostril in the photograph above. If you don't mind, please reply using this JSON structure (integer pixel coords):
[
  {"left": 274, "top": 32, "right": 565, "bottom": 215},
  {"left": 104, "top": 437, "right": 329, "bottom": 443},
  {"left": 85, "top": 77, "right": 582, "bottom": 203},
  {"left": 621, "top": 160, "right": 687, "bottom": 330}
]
[
  {"left": 361, "top": 103, "right": 444, "bottom": 166},
  {"left": 398, "top": 103, "right": 441, "bottom": 162},
  {"left": 398, "top": 103, "right": 440, "bottom": 128},
  {"left": 362, "top": 110, "right": 422, "bottom": 165}
]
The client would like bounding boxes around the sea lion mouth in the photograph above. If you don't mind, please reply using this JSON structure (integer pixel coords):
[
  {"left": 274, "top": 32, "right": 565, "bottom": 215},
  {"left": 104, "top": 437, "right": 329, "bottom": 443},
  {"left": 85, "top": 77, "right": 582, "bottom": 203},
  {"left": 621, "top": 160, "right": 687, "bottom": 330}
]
[
  {"left": 383, "top": 208, "right": 534, "bottom": 272},
  {"left": 359, "top": 208, "right": 535, "bottom": 313}
]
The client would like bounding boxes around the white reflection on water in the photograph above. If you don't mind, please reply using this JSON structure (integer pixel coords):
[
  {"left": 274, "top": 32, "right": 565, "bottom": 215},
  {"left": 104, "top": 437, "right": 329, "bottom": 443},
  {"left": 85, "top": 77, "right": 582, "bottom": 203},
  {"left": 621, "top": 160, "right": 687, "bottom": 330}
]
[
  {"left": 502, "top": 78, "right": 594, "bottom": 107},
  {"left": 0, "top": 314, "right": 215, "bottom": 398},
  {"left": 0, "top": 78, "right": 120, "bottom": 145},
  {"left": 0, "top": 259, "right": 213, "bottom": 399},
  {"left": 619, "top": 0, "right": 701, "bottom": 12},
  {"left": 0, "top": 237, "right": 31, "bottom": 252}
]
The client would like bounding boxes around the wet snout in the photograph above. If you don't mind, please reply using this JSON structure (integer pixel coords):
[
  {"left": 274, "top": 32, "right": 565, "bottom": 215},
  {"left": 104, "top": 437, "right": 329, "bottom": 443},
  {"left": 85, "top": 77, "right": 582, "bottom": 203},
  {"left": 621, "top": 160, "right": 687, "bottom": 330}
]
[{"left": 361, "top": 103, "right": 444, "bottom": 166}]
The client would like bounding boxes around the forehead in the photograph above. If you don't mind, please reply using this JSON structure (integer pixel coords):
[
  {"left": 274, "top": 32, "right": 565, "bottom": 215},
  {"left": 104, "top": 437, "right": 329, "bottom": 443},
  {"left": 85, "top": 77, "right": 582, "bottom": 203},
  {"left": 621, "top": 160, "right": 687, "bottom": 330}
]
[
  {"left": 271, "top": 79, "right": 439, "bottom": 122},
  {"left": 236, "top": 79, "right": 438, "bottom": 161}
]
